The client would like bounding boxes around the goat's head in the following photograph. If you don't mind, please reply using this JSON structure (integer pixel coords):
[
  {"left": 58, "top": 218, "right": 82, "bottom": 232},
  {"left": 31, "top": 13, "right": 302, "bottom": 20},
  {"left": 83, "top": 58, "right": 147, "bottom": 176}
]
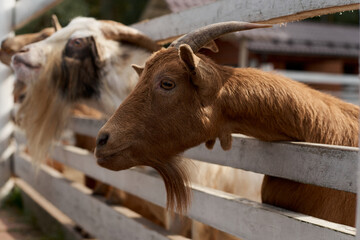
[
  {"left": 12, "top": 17, "right": 160, "bottom": 114},
  {"left": 95, "top": 21, "right": 271, "bottom": 212},
  {"left": 14, "top": 17, "right": 160, "bottom": 165}
]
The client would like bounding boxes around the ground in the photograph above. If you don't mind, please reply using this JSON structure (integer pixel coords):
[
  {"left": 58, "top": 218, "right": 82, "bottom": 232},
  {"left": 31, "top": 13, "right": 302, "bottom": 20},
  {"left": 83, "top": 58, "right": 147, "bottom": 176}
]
[
  {"left": 0, "top": 207, "right": 49, "bottom": 240},
  {"left": 0, "top": 187, "right": 62, "bottom": 240}
]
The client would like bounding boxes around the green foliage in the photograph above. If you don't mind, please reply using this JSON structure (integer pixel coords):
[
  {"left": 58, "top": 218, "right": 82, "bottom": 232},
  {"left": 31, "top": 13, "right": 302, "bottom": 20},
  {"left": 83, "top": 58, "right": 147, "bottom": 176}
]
[
  {"left": 16, "top": 0, "right": 148, "bottom": 34},
  {"left": 16, "top": 1, "right": 358, "bottom": 35},
  {"left": 306, "top": 10, "right": 359, "bottom": 25},
  {"left": 1, "top": 187, "right": 65, "bottom": 240},
  {"left": 1, "top": 186, "right": 23, "bottom": 209}
]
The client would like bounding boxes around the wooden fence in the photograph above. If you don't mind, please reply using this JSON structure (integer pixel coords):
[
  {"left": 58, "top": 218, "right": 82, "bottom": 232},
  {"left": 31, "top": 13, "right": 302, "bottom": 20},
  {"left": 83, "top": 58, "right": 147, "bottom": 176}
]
[{"left": 1, "top": 0, "right": 360, "bottom": 239}]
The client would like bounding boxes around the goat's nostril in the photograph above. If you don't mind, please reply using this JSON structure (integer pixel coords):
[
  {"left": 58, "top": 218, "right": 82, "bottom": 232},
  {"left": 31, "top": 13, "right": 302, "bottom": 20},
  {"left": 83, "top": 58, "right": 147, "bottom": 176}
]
[{"left": 97, "top": 132, "right": 109, "bottom": 147}]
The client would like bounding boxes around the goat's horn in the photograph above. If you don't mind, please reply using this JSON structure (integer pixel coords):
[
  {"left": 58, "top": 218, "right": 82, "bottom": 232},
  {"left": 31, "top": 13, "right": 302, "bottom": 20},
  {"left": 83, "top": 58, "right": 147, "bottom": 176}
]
[
  {"left": 99, "top": 20, "right": 161, "bottom": 52},
  {"left": 0, "top": 28, "right": 54, "bottom": 65},
  {"left": 170, "top": 21, "right": 272, "bottom": 53},
  {"left": 51, "top": 14, "right": 62, "bottom": 31}
]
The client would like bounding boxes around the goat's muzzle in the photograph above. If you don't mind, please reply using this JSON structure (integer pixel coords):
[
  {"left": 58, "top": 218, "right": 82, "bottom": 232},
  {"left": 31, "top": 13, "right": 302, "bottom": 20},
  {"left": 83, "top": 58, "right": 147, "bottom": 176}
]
[
  {"left": 95, "top": 131, "right": 137, "bottom": 171},
  {"left": 96, "top": 132, "right": 109, "bottom": 147}
]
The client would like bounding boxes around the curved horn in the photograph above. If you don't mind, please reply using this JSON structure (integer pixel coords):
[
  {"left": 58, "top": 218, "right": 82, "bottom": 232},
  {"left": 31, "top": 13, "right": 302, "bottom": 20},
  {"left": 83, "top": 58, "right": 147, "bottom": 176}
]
[
  {"left": 99, "top": 20, "right": 161, "bottom": 52},
  {"left": 51, "top": 14, "right": 62, "bottom": 31},
  {"left": 170, "top": 21, "right": 272, "bottom": 53},
  {"left": 0, "top": 27, "right": 54, "bottom": 65}
]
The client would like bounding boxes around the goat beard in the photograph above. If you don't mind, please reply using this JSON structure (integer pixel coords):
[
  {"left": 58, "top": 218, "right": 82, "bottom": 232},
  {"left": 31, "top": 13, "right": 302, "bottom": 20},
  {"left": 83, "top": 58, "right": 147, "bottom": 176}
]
[
  {"left": 152, "top": 156, "right": 192, "bottom": 214},
  {"left": 17, "top": 60, "right": 73, "bottom": 165}
]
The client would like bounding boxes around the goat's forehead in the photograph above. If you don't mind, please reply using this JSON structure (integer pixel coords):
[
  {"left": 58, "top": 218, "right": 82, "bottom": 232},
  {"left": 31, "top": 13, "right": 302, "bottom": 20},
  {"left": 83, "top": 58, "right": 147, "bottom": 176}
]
[
  {"left": 145, "top": 48, "right": 179, "bottom": 70},
  {"left": 44, "top": 17, "right": 102, "bottom": 43}
]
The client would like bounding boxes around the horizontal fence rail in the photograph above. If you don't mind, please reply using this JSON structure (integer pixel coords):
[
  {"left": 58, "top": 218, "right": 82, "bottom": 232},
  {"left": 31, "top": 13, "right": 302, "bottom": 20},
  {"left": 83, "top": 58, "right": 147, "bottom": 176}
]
[
  {"left": 14, "top": 153, "right": 188, "bottom": 240},
  {"left": 277, "top": 70, "right": 359, "bottom": 86},
  {"left": 0, "top": 143, "right": 15, "bottom": 188},
  {"left": 69, "top": 117, "right": 358, "bottom": 194},
  {"left": 132, "top": 0, "right": 359, "bottom": 42},
  {"left": 47, "top": 144, "right": 355, "bottom": 240},
  {"left": 14, "top": 126, "right": 357, "bottom": 239},
  {"left": 14, "top": 0, "right": 62, "bottom": 29}
]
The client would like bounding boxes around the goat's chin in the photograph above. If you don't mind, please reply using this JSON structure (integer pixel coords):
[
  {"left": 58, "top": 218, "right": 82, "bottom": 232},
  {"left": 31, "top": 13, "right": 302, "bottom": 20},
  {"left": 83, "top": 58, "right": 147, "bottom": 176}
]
[{"left": 96, "top": 154, "right": 138, "bottom": 171}]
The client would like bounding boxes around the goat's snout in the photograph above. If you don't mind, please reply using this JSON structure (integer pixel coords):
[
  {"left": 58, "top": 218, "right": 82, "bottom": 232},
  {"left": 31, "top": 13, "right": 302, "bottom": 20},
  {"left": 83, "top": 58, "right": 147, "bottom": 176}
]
[{"left": 96, "top": 132, "right": 109, "bottom": 147}]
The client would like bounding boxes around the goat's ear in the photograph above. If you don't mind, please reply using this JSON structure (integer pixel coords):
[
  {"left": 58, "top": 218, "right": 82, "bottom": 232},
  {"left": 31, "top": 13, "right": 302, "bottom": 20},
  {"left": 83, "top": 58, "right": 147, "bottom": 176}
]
[
  {"left": 132, "top": 64, "right": 144, "bottom": 76},
  {"left": 201, "top": 40, "right": 219, "bottom": 53},
  {"left": 179, "top": 44, "right": 200, "bottom": 74},
  {"left": 179, "top": 44, "right": 218, "bottom": 97}
]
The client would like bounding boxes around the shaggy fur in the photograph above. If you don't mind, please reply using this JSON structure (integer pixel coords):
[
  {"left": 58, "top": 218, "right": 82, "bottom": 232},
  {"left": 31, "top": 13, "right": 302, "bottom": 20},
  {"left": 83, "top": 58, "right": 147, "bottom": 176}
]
[
  {"left": 96, "top": 45, "right": 359, "bottom": 226},
  {"left": 59, "top": 36, "right": 102, "bottom": 101},
  {"left": 18, "top": 54, "right": 73, "bottom": 163}
]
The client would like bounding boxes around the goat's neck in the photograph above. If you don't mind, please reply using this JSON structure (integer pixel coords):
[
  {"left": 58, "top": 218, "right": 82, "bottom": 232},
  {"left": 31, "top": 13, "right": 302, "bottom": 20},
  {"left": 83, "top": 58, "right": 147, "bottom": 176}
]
[
  {"left": 219, "top": 68, "right": 359, "bottom": 147},
  {"left": 89, "top": 47, "right": 152, "bottom": 117}
]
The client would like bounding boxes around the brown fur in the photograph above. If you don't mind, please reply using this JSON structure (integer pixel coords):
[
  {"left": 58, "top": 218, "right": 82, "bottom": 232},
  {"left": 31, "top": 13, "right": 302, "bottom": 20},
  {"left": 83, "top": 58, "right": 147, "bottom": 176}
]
[{"left": 96, "top": 45, "right": 358, "bottom": 226}]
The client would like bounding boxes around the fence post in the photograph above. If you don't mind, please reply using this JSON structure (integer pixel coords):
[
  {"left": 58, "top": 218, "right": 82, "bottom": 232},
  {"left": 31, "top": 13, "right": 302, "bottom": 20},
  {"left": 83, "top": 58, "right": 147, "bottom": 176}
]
[
  {"left": 356, "top": 17, "right": 360, "bottom": 239},
  {"left": 0, "top": 0, "right": 16, "bottom": 188}
]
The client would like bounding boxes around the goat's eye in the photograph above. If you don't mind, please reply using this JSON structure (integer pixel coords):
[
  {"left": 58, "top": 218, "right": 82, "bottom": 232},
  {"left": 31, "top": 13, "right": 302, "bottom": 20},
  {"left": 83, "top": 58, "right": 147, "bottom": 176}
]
[
  {"left": 70, "top": 38, "right": 83, "bottom": 47},
  {"left": 160, "top": 80, "right": 175, "bottom": 90}
]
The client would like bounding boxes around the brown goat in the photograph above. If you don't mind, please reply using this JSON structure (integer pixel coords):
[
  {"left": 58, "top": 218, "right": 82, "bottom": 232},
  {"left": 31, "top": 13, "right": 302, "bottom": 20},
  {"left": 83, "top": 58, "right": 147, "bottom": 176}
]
[{"left": 95, "top": 22, "right": 358, "bottom": 226}]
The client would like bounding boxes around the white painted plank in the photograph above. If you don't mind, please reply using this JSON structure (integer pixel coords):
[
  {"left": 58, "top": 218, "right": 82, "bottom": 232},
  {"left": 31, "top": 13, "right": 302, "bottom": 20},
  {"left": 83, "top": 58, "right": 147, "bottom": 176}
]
[
  {"left": 132, "top": 0, "right": 359, "bottom": 42},
  {"left": 49, "top": 145, "right": 355, "bottom": 240},
  {"left": 0, "top": 137, "right": 14, "bottom": 188},
  {"left": 356, "top": 138, "right": 360, "bottom": 237},
  {"left": 67, "top": 119, "right": 358, "bottom": 193},
  {"left": 15, "top": 178, "right": 88, "bottom": 240},
  {"left": 184, "top": 135, "right": 358, "bottom": 193},
  {"left": 0, "top": 0, "right": 15, "bottom": 38},
  {"left": 0, "top": 67, "right": 14, "bottom": 155},
  {"left": 0, "top": 122, "right": 14, "bottom": 154},
  {"left": 68, "top": 117, "right": 105, "bottom": 138},
  {"left": 14, "top": 152, "right": 187, "bottom": 240},
  {"left": 51, "top": 144, "right": 168, "bottom": 208},
  {"left": 0, "top": 158, "right": 11, "bottom": 188},
  {"left": 14, "top": 0, "right": 62, "bottom": 29},
  {"left": 276, "top": 70, "right": 359, "bottom": 86}
]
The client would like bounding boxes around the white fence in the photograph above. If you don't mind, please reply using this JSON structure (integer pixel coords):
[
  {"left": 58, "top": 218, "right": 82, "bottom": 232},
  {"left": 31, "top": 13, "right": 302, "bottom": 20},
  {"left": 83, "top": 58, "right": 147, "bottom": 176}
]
[{"left": 1, "top": 0, "right": 360, "bottom": 239}]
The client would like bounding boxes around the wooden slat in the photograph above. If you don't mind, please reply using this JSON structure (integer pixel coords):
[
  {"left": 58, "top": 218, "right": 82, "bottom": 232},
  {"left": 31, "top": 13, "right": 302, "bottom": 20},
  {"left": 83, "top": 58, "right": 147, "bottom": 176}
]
[
  {"left": 50, "top": 144, "right": 355, "bottom": 240},
  {"left": 132, "top": 0, "right": 359, "bottom": 42},
  {"left": 14, "top": 0, "right": 63, "bottom": 29},
  {"left": 67, "top": 119, "right": 358, "bottom": 193},
  {"left": 0, "top": 67, "right": 14, "bottom": 154},
  {"left": 51, "top": 144, "right": 168, "bottom": 207},
  {"left": 276, "top": 70, "right": 359, "bottom": 85},
  {"left": 0, "top": 144, "right": 14, "bottom": 188},
  {"left": 14, "top": 152, "right": 188, "bottom": 240},
  {"left": 0, "top": 0, "right": 15, "bottom": 38},
  {"left": 15, "top": 178, "right": 89, "bottom": 240},
  {"left": 356, "top": 141, "right": 360, "bottom": 238},
  {"left": 0, "top": 158, "right": 11, "bottom": 188},
  {"left": 68, "top": 117, "right": 105, "bottom": 138},
  {"left": 184, "top": 135, "right": 358, "bottom": 193},
  {"left": 0, "top": 122, "right": 14, "bottom": 154}
]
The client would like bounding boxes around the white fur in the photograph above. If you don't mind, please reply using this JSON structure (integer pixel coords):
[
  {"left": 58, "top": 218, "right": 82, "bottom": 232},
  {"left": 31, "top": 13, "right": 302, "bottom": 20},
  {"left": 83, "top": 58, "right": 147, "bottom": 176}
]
[{"left": 11, "top": 17, "right": 152, "bottom": 116}]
